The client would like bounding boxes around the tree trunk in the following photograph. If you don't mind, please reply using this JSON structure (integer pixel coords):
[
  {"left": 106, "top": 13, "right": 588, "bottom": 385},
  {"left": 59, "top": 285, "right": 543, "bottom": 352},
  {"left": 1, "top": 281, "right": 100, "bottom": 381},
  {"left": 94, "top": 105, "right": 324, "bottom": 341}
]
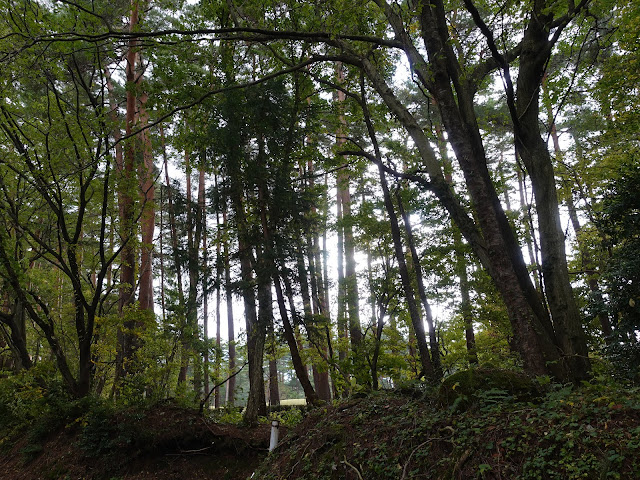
[
  {"left": 336, "top": 65, "right": 362, "bottom": 355},
  {"left": 455, "top": 228, "right": 478, "bottom": 365},
  {"left": 515, "top": 17, "right": 590, "bottom": 380},
  {"left": 0, "top": 299, "right": 32, "bottom": 371},
  {"left": 275, "top": 273, "right": 321, "bottom": 405},
  {"left": 177, "top": 152, "right": 193, "bottom": 386},
  {"left": 137, "top": 86, "right": 155, "bottom": 313},
  {"left": 161, "top": 129, "right": 187, "bottom": 389},
  {"left": 199, "top": 166, "right": 211, "bottom": 407},
  {"left": 214, "top": 183, "right": 223, "bottom": 408},
  {"left": 335, "top": 182, "right": 348, "bottom": 366},
  {"left": 223, "top": 208, "right": 236, "bottom": 407},
  {"left": 115, "top": 0, "right": 140, "bottom": 385},
  {"left": 517, "top": 169, "right": 541, "bottom": 290},
  {"left": 366, "top": 0, "right": 588, "bottom": 380},
  {"left": 395, "top": 191, "right": 443, "bottom": 379},
  {"left": 376, "top": 163, "right": 433, "bottom": 378},
  {"left": 227, "top": 149, "right": 265, "bottom": 422},
  {"left": 544, "top": 82, "right": 612, "bottom": 341}
]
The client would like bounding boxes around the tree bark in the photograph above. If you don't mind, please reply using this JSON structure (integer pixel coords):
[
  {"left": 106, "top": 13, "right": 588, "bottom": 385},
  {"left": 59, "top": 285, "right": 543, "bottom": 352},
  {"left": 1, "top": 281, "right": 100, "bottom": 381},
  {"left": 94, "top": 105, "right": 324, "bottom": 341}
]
[
  {"left": 223, "top": 208, "right": 236, "bottom": 407},
  {"left": 515, "top": 16, "right": 590, "bottom": 379},
  {"left": 137, "top": 86, "right": 155, "bottom": 313},
  {"left": 376, "top": 163, "right": 433, "bottom": 378},
  {"left": 336, "top": 65, "right": 362, "bottom": 356},
  {"left": 115, "top": 0, "right": 140, "bottom": 385},
  {"left": 199, "top": 166, "right": 211, "bottom": 406},
  {"left": 543, "top": 82, "right": 613, "bottom": 341},
  {"left": 363, "top": 0, "right": 589, "bottom": 380},
  {"left": 395, "top": 190, "right": 443, "bottom": 379}
]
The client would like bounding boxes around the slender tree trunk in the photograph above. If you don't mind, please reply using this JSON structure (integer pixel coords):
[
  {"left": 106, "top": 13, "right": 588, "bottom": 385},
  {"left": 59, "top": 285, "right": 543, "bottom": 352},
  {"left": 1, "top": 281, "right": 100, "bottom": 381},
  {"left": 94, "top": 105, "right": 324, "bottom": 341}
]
[
  {"left": 275, "top": 273, "right": 320, "bottom": 405},
  {"left": 377, "top": 165, "right": 433, "bottom": 378},
  {"left": 189, "top": 155, "right": 206, "bottom": 400},
  {"left": 214, "top": 181, "right": 223, "bottom": 408},
  {"left": 321, "top": 174, "right": 338, "bottom": 398},
  {"left": 268, "top": 356, "right": 280, "bottom": 406},
  {"left": 516, "top": 168, "right": 542, "bottom": 290},
  {"left": 161, "top": 127, "right": 187, "bottom": 391},
  {"left": 159, "top": 180, "right": 167, "bottom": 324},
  {"left": 223, "top": 208, "right": 236, "bottom": 406},
  {"left": 177, "top": 152, "right": 193, "bottom": 386},
  {"left": 336, "top": 66, "right": 362, "bottom": 354},
  {"left": 455, "top": 228, "right": 478, "bottom": 365},
  {"left": 335, "top": 185, "right": 348, "bottom": 366},
  {"left": 199, "top": 166, "right": 210, "bottom": 406},
  {"left": 395, "top": 191, "right": 443, "bottom": 379},
  {"left": 365, "top": 232, "right": 386, "bottom": 390},
  {"left": 137, "top": 86, "right": 155, "bottom": 313},
  {"left": 261, "top": 276, "right": 279, "bottom": 407},
  {"left": 256, "top": 240, "right": 278, "bottom": 408},
  {"left": 297, "top": 243, "right": 331, "bottom": 401},
  {"left": 357, "top": 88, "right": 434, "bottom": 378}
]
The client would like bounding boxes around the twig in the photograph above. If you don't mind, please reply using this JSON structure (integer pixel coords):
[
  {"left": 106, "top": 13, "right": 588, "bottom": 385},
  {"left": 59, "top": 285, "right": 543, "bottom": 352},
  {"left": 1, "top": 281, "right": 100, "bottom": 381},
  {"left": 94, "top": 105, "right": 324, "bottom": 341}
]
[
  {"left": 401, "top": 440, "right": 430, "bottom": 480},
  {"left": 452, "top": 448, "right": 472, "bottom": 479},
  {"left": 165, "top": 445, "right": 214, "bottom": 455},
  {"left": 342, "top": 456, "right": 364, "bottom": 480},
  {"left": 199, "top": 361, "right": 248, "bottom": 414},
  {"left": 401, "top": 437, "right": 452, "bottom": 480}
]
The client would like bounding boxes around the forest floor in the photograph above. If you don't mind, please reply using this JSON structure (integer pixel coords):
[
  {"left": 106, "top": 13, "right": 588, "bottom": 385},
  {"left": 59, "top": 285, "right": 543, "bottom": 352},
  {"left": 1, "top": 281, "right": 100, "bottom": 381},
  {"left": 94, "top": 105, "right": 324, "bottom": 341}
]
[
  {"left": 1, "top": 370, "right": 640, "bottom": 479},
  {"left": 0, "top": 401, "right": 274, "bottom": 480}
]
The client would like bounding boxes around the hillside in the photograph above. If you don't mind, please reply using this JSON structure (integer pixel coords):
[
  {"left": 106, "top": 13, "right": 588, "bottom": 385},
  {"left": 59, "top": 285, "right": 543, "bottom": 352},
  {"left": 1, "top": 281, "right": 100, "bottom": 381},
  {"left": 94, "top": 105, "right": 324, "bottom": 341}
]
[
  {"left": 258, "top": 374, "right": 640, "bottom": 479},
  {"left": 1, "top": 373, "right": 639, "bottom": 479},
  {"left": 0, "top": 400, "right": 273, "bottom": 480}
]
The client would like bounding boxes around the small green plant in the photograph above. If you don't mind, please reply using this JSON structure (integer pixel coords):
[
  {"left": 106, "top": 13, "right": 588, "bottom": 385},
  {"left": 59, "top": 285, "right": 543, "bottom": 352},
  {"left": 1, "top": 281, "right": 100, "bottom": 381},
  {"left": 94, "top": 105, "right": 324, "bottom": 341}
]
[
  {"left": 214, "top": 407, "right": 244, "bottom": 424},
  {"left": 269, "top": 406, "right": 304, "bottom": 427}
]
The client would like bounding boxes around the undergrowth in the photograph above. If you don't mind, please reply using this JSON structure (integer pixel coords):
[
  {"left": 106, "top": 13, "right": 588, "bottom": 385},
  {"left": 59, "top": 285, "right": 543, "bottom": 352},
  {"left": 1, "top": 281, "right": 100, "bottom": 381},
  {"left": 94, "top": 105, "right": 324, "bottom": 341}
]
[
  {"left": 257, "top": 372, "right": 640, "bottom": 479},
  {"left": 3, "top": 365, "right": 639, "bottom": 479}
]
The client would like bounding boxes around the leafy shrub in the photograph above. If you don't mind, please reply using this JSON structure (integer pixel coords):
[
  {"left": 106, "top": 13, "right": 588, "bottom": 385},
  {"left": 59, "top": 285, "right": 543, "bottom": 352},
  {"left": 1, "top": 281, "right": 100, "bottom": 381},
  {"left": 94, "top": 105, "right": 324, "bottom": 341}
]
[
  {"left": 0, "top": 361, "right": 62, "bottom": 435},
  {"left": 269, "top": 405, "right": 305, "bottom": 427}
]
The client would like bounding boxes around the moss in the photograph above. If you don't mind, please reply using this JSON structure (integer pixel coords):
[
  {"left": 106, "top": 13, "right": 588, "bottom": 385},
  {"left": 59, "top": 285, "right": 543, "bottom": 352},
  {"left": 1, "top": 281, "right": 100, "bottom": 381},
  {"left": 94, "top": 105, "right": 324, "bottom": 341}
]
[{"left": 438, "top": 367, "right": 539, "bottom": 410}]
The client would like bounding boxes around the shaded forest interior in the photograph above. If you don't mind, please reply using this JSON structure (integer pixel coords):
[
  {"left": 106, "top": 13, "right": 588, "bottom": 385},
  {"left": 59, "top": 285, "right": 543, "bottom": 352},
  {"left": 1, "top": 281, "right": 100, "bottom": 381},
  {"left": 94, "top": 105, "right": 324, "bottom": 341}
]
[{"left": 0, "top": 0, "right": 639, "bottom": 447}]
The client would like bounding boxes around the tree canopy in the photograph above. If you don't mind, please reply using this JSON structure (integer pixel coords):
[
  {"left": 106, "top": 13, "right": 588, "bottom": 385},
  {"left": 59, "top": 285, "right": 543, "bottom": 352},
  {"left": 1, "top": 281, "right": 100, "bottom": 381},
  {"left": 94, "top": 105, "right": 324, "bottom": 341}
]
[{"left": 0, "top": 0, "right": 638, "bottom": 424}]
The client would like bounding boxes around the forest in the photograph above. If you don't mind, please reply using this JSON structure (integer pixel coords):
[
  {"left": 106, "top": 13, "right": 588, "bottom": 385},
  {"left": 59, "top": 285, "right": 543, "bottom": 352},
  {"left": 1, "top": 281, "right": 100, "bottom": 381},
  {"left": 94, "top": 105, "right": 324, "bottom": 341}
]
[{"left": 0, "top": 0, "right": 639, "bottom": 478}]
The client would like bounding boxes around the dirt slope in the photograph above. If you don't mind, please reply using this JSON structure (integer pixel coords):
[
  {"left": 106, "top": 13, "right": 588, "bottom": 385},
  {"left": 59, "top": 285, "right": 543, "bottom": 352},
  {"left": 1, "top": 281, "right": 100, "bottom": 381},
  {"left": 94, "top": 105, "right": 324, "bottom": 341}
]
[
  {"left": 256, "top": 383, "right": 640, "bottom": 479},
  {"left": 0, "top": 403, "right": 272, "bottom": 480},
  {"left": 2, "top": 377, "right": 640, "bottom": 480}
]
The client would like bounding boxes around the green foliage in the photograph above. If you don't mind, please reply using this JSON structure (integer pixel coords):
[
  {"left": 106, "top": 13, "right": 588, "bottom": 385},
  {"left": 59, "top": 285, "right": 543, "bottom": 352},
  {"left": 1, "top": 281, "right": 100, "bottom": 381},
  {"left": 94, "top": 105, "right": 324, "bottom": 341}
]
[
  {"left": 210, "top": 406, "right": 245, "bottom": 425},
  {"left": 94, "top": 305, "right": 184, "bottom": 405},
  {"left": 0, "top": 362, "right": 65, "bottom": 439},
  {"left": 438, "top": 367, "right": 539, "bottom": 411},
  {"left": 593, "top": 160, "right": 640, "bottom": 380},
  {"left": 268, "top": 405, "right": 305, "bottom": 427},
  {"left": 256, "top": 381, "right": 640, "bottom": 479},
  {"left": 77, "top": 402, "right": 152, "bottom": 463}
]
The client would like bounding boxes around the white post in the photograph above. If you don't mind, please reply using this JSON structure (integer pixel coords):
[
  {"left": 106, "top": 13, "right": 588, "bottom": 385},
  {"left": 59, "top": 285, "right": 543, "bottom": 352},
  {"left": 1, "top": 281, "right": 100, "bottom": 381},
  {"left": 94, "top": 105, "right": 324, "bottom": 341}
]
[{"left": 269, "top": 420, "right": 280, "bottom": 452}]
